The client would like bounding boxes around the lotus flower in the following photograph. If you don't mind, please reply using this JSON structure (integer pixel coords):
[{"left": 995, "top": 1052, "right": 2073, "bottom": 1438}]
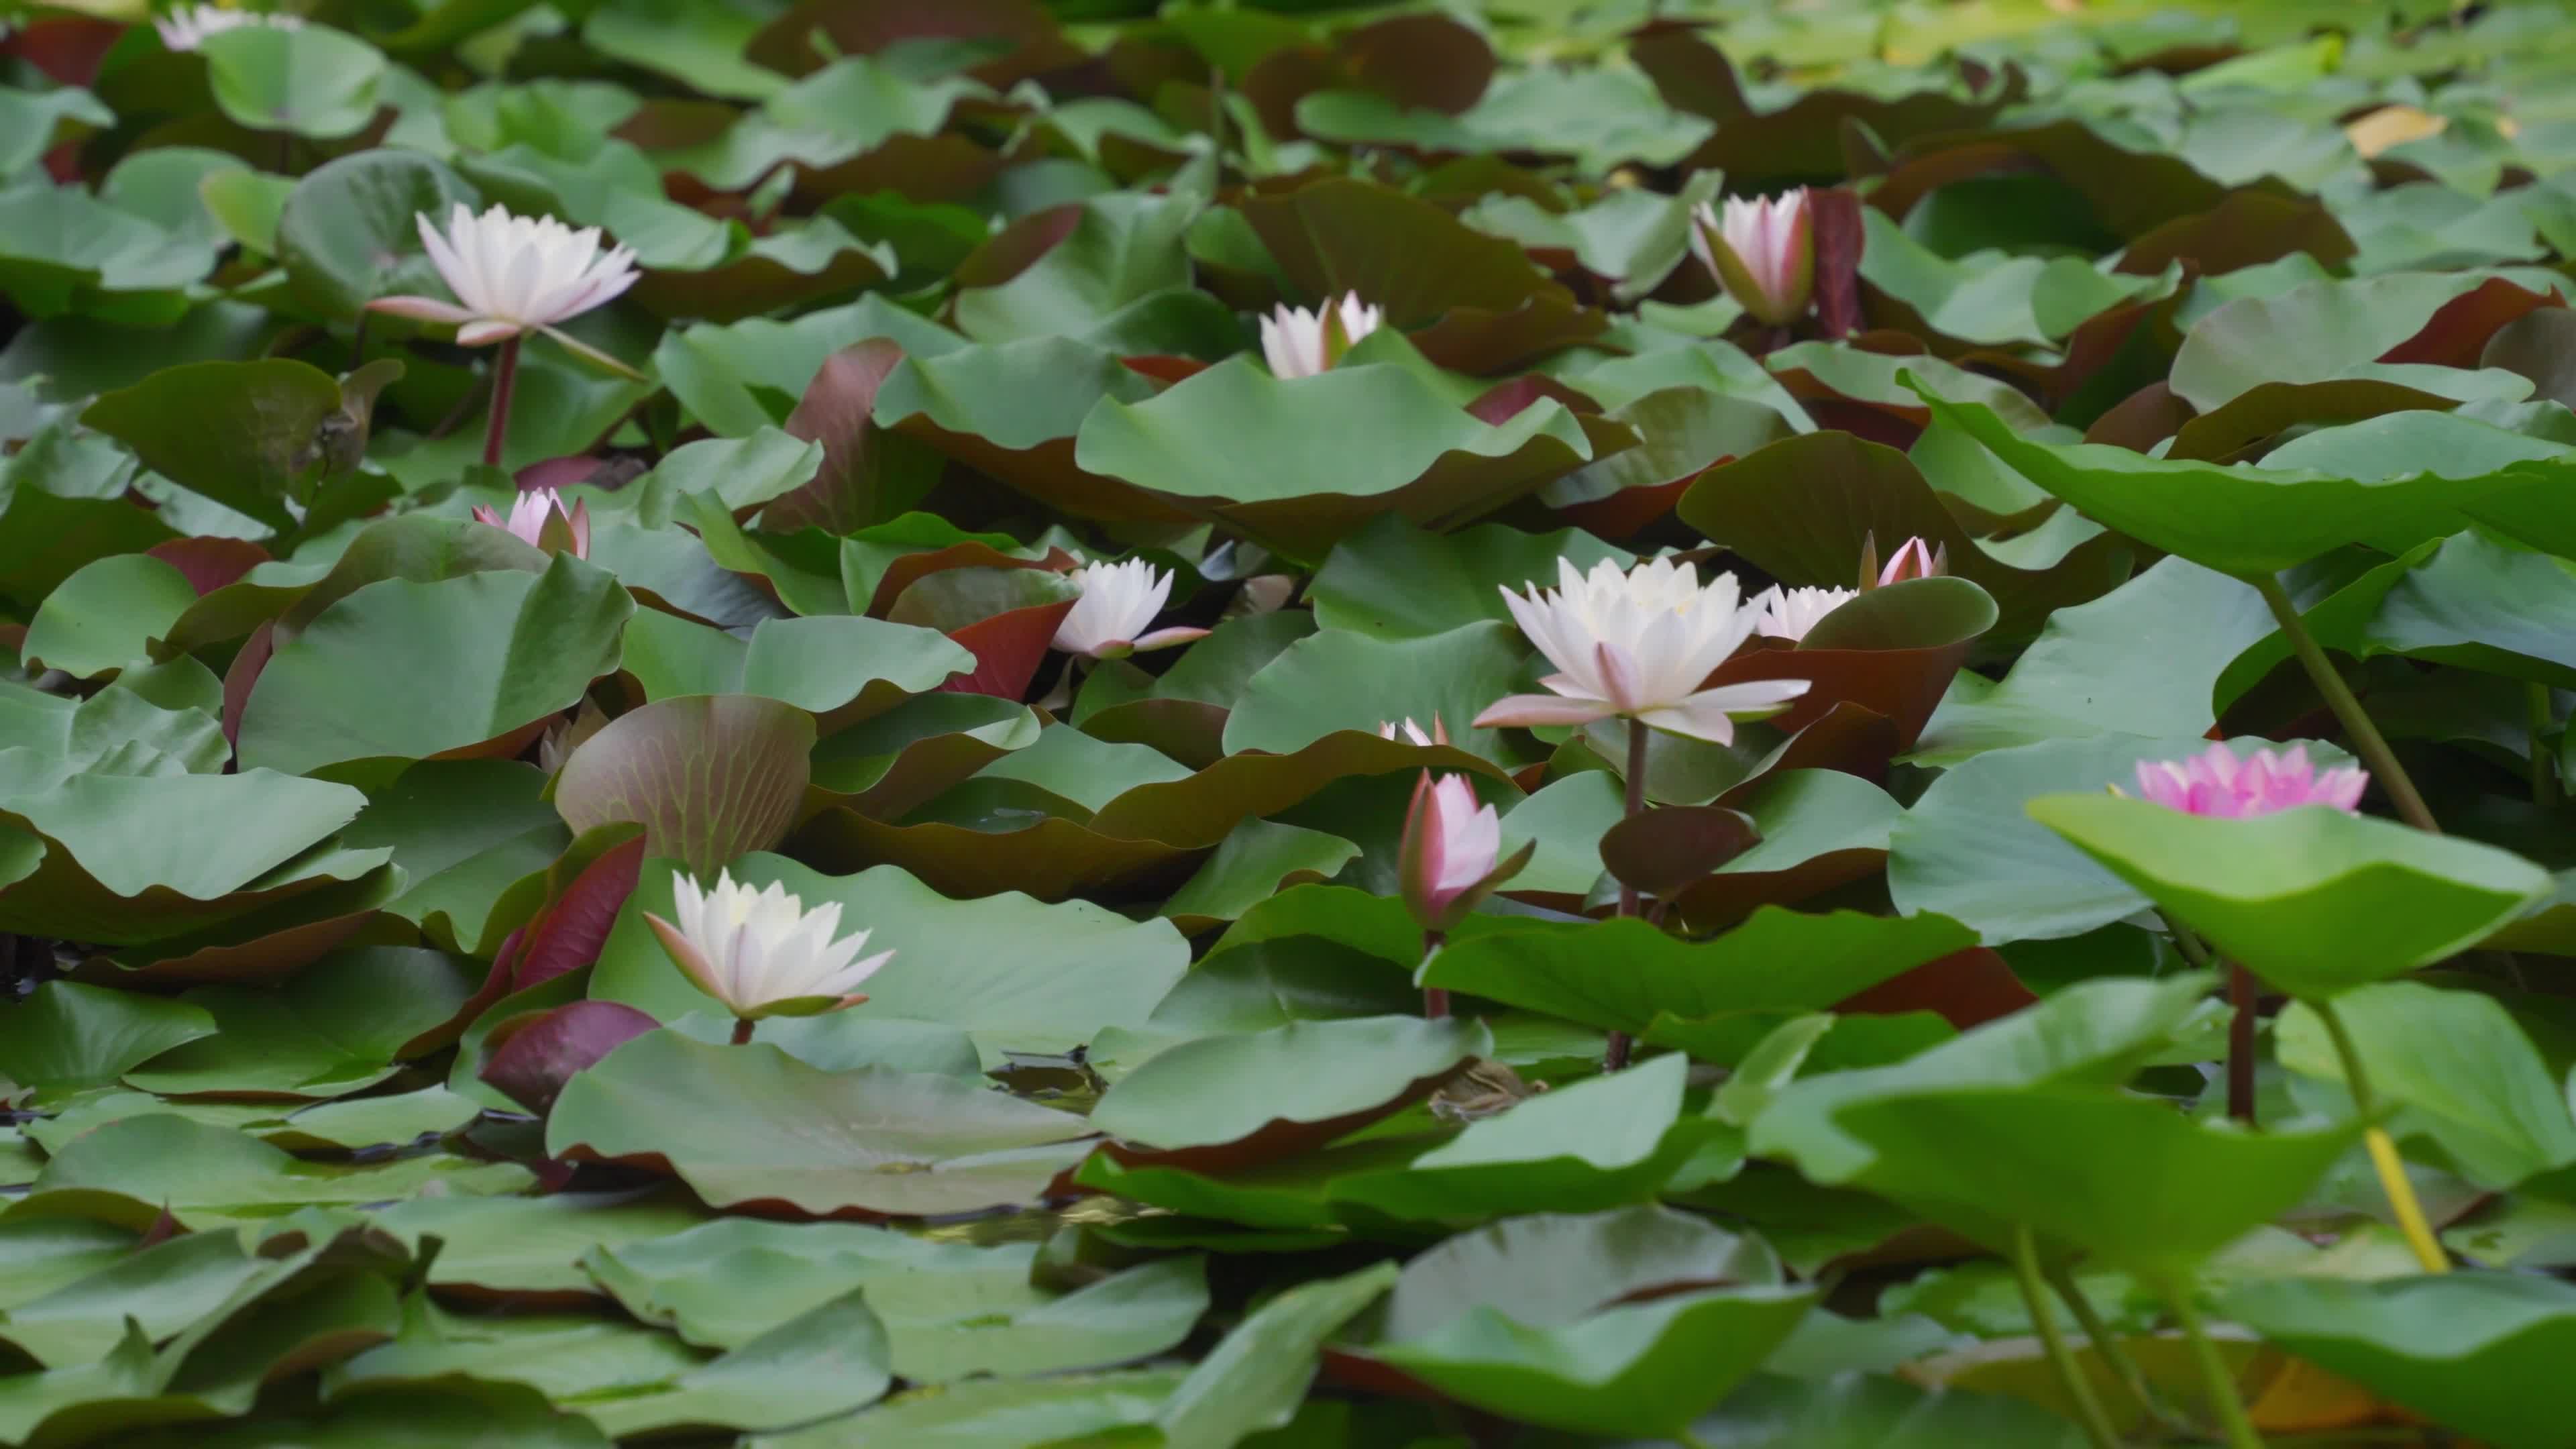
[
  {"left": 368, "top": 203, "right": 641, "bottom": 371},
  {"left": 2132, "top": 743, "right": 2368, "bottom": 820},
  {"left": 1052, "top": 559, "right": 1210, "bottom": 660},
  {"left": 1689, "top": 190, "right": 1815, "bottom": 327},
  {"left": 1260, "top": 294, "right": 1384, "bottom": 378},
  {"left": 1379, "top": 716, "right": 1449, "bottom": 747},
  {"left": 1477, "top": 557, "right": 1809, "bottom": 745},
  {"left": 1753, "top": 584, "right": 1855, "bottom": 642},
  {"left": 473, "top": 487, "right": 589, "bottom": 557},
  {"left": 1399, "top": 772, "right": 1532, "bottom": 933},
  {"left": 644, "top": 870, "right": 893, "bottom": 1022},
  {"left": 154, "top": 5, "right": 302, "bottom": 50}
]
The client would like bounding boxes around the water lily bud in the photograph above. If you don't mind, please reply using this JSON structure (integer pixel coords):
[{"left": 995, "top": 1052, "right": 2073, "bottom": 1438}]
[
  {"left": 1477, "top": 557, "right": 1808, "bottom": 745},
  {"left": 1399, "top": 771, "right": 1533, "bottom": 933},
  {"left": 1689, "top": 189, "right": 1815, "bottom": 327},
  {"left": 472, "top": 487, "right": 590, "bottom": 558},
  {"left": 643, "top": 869, "right": 894, "bottom": 1022}
]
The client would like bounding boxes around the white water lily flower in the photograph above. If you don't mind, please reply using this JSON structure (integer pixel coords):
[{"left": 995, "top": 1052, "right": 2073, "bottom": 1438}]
[
  {"left": 1477, "top": 557, "right": 1809, "bottom": 745},
  {"left": 1754, "top": 584, "right": 1856, "bottom": 642},
  {"left": 473, "top": 486, "right": 589, "bottom": 557},
  {"left": 154, "top": 5, "right": 303, "bottom": 51},
  {"left": 1052, "top": 559, "right": 1210, "bottom": 660},
  {"left": 645, "top": 870, "right": 892, "bottom": 1021},
  {"left": 367, "top": 203, "right": 641, "bottom": 372},
  {"left": 1688, "top": 189, "right": 1815, "bottom": 327},
  {"left": 1379, "top": 716, "right": 1449, "bottom": 747},
  {"left": 1260, "top": 294, "right": 1385, "bottom": 378}
]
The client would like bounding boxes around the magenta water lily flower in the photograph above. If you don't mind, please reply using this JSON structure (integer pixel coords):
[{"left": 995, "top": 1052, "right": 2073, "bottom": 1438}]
[
  {"left": 1399, "top": 771, "right": 1531, "bottom": 933},
  {"left": 1690, "top": 189, "right": 1815, "bottom": 327},
  {"left": 2132, "top": 743, "right": 2368, "bottom": 819},
  {"left": 1477, "top": 557, "right": 1809, "bottom": 745},
  {"left": 1260, "top": 294, "right": 1384, "bottom": 378},
  {"left": 368, "top": 203, "right": 641, "bottom": 370},
  {"left": 644, "top": 870, "right": 893, "bottom": 1023},
  {"left": 474, "top": 487, "right": 589, "bottom": 557}
]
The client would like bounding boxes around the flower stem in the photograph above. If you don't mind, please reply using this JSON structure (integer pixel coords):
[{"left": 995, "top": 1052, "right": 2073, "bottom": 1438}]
[
  {"left": 730, "top": 1016, "right": 755, "bottom": 1045},
  {"left": 2011, "top": 1225, "right": 2122, "bottom": 1449},
  {"left": 2226, "top": 964, "right": 2258, "bottom": 1126},
  {"left": 2310, "top": 994, "right": 2447, "bottom": 1273},
  {"left": 2161, "top": 1276, "right": 2266, "bottom": 1449},
  {"left": 2157, "top": 909, "right": 2212, "bottom": 972},
  {"left": 1421, "top": 928, "right": 1448, "bottom": 1020},
  {"left": 2045, "top": 1260, "right": 2176, "bottom": 1435},
  {"left": 2528, "top": 682, "right": 2558, "bottom": 808},
  {"left": 482, "top": 333, "right": 523, "bottom": 470},
  {"left": 2253, "top": 574, "right": 2438, "bottom": 834},
  {"left": 1605, "top": 716, "right": 1648, "bottom": 1073}
]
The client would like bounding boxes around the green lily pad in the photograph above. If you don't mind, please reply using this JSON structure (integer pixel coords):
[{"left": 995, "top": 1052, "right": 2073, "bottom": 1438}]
[
  {"left": 237, "top": 554, "right": 634, "bottom": 780},
  {"left": 1089, "top": 1015, "right": 1488, "bottom": 1154},
  {"left": 2027, "top": 792, "right": 2550, "bottom": 998},
  {"left": 547, "top": 1030, "right": 1097, "bottom": 1218},
  {"left": 2222, "top": 1272, "right": 2576, "bottom": 1449},
  {"left": 1916, "top": 386, "right": 2551, "bottom": 578},
  {"left": 1073, "top": 358, "right": 1596, "bottom": 562}
]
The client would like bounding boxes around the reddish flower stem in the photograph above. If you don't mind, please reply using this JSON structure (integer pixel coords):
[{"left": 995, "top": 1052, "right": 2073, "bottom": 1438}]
[
  {"left": 481, "top": 333, "right": 522, "bottom": 469},
  {"left": 1605, "top": 716, "right": 1648, "bottom": 1072},
  {"left": 2227, "top": 964, "right": 2258, "bottom": 1126},
  {"left": 730, "top": 1016, "right": 755, "bottom": 1045}
]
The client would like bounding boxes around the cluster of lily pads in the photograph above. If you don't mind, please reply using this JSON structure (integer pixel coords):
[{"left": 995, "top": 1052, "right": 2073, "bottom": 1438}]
[{"left": 6, "top": 0, "right": 2576, "bottom": 1444}]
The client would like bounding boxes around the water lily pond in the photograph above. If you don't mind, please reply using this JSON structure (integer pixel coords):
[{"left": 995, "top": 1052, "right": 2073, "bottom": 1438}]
[{"left": 5, "top": 0, "right": 2576, "bottom": 1444}]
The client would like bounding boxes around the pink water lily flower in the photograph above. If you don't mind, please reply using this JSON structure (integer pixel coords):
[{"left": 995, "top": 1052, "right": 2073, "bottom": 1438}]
[
  {"left": 1690, "top": 189, "right": 1815, "bottom": 327},
  {"left": 474, "top": 487, "right": 589, "bottom": 557},
  {"left": 2133, "top": 743, "right": 2368, "bottom": 819},
  {"left": 1477, "top": 557, "right": 1809, "bottom": 745},
  {"left": 1399, "top": 771, "right": 1532, "bottom": 934},
  {"left": 368, "top": 203, "right": 641, "bottom": 372},
  {"left": 1260, "top": 294, "right": 1384, "bottom": 378}
]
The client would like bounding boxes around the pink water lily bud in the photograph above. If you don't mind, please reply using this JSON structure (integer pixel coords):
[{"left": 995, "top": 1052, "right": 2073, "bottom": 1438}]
[
  {"left": 1260, "top": 294, "right": 1385, "bottom": 378},
  {"left": 1399, "top": 771, "right": 1534, "bottom": 932},
  {"left": 1053, "top": 558, "right": 1210, "bottom": 661},
  {"left": 1476, "top": 557, "right": 1809, "bottom": 745},
  {"left": 1874, "top": 535, "right": 1944, "bottom": 587},
  {"left": 472, "top": 487, "right": 590, "bottom": 558},
  {"left": 1752, "top": 584, "right": 1855, "bottom": 643},
  {"left": 644, "top": 869, "right": 894, "bottom": 1022},
  {"left": 368, "top": 203, "right": 641, "bottom": 373},
  {"left": 1379, "top": 716, "right": 1450, "bottom": 747},
  {"left": 2132, "top": 743, "right": 2368, "bottom": 820},
  {"left": 1689, "top": 189, "right": 1815, "bottom": 327},
  {"left": 154, "top": 4, "right": 301, "bottom": 50}
]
